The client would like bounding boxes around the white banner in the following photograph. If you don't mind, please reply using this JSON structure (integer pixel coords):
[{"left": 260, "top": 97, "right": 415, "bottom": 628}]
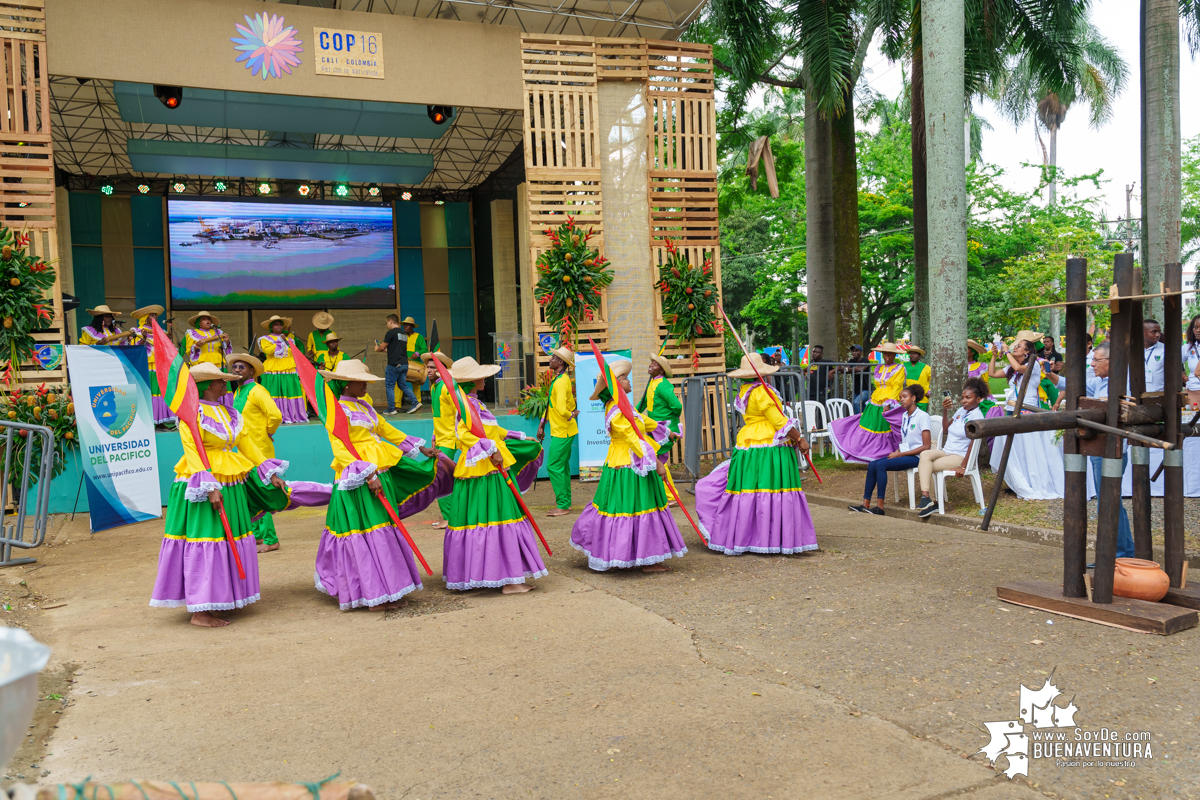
[{"left": 65, "top": 345, "right": 162, "bottom": 531}]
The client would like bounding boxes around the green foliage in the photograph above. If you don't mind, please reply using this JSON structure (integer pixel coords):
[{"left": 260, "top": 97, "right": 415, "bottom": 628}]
[
  {"left": 517, "top": 370, "right": 554, "bottom": 421},
  {"left": 657, "top": 242, "right": 719, "bottom": 368},
  {"left": 0, "top": 227, "right": 57, "bottom": 385},
  {"left": 1182, "top": 134, "right": 1200, "bottom": 281},
  {"left": 533, "top": 219, "right": 613, "bottom": 346},
  {"left": 1, "top": 385, "right": 79, "bottom": 482}
]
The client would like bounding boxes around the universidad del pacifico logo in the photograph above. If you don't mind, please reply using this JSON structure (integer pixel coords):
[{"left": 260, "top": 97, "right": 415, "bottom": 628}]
[{"left": 979, "top": 670, "right": 1155, "bottom": 779}]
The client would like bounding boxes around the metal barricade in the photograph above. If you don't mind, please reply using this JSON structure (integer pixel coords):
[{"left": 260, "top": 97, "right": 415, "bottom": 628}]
[{"left": 0, "top": 421, "right": 54, "bottom": 568}]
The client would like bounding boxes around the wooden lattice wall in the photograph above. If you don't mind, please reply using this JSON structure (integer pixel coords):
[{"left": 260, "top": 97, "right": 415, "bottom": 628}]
[
  {"left": 0, "top": 0, "right": 64, "bottom": 390},
  {"left": 520, "top": 34, "right": 721, "bottom": 377}
]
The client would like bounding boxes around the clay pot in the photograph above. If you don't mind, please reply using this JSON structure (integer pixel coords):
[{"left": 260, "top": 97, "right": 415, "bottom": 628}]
[{"left": 1112, "top": 558, "right": 1170, "bottom": 602}]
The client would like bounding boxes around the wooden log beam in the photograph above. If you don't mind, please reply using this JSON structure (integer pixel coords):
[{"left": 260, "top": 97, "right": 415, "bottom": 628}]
[
  {"left": 1076, "top": 418, "right": 1176, "bottom": 449},
  {"left": 1129, "top": 267, "right": 1153, "bottom": 559},
  {"left": 964, "top": 409, "right": 1105, "bottom": 438}
]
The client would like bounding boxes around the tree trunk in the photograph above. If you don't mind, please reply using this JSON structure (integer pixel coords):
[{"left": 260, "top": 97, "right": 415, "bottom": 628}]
[
  {"left": 1048, "top": 124, "right": 1058, "bottom": 207},
  {"left": 1142, "top": 0, "right": 1181, "bottom": 320},
  {"left": 911, "top": 52, "right": 930, "bottom": 350},
  {"left": 921, "top": 0, "right": 968, "bottom": 402},
  {"left": 831, "top": 85, "right": 863, "bottom": 357},
  {"left": 805, "top": 89, "right": 836, "bottom": 353}
]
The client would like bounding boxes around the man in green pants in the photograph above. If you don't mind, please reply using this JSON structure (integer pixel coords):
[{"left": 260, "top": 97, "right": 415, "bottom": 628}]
[{"left": 539, "top": 346, "right": 577, "bottom": 517}]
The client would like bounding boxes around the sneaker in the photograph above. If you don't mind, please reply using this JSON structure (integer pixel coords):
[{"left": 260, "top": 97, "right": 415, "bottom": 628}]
[
  {"left": 868, "top": 507, "right": 885, "bottom": 516},
  {"left": 917, "top": 496, "right": 937, "bottom": 517},
  {"left": 383, "top": 409, "right": 399, "bottom": 416},
  {"left": 847, "top": 504, "right": 869, "bottom": 513},
  {"left": 406, "top": 402, "right": 423, "bottom": 414}
]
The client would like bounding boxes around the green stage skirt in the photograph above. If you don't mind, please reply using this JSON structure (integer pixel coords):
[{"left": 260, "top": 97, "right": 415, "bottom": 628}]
[
  {"left": 260, "top": 371, "right": 307, "bottom": 423},
  {"left": 858, "top": 402, "right": 893, "bottom": 434}
]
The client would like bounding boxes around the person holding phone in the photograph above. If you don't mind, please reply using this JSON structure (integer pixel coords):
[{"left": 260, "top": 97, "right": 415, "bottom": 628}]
[
  {"left": 915, "top": 377, "right": 989, "bottom": 517},
  {"left": 374, "top": 314, "right": 420, "bottom": 415}
]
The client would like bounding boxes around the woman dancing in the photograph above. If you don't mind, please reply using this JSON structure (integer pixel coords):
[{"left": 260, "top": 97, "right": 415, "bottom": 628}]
[
  {"left": 828, "top": 342, "right": 907, "bottom": 463},
  {"left": 256, "top": 315, "right": 307, "bottom": 424}
]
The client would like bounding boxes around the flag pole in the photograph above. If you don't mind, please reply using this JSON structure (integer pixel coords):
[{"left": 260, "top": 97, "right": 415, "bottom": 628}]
[{"left": 714, "top": 303, "right": 822, "bottom": 485}]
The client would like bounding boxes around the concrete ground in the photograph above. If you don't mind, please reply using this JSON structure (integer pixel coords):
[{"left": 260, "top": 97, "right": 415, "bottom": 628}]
[{"left": 2, "top": 479, "right": 1198, "bottom": 799}]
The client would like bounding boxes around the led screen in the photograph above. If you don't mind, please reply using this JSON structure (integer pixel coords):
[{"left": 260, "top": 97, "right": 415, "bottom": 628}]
[{"left": 168, "top": 197, "right": 396, "bottom": 309}]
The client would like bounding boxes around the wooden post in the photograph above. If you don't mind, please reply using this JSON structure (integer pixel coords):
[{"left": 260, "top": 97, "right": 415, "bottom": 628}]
[
  {"left": 1163, "top": 262, "right": 1185, "bottom": 586},
  {"left": 1127, "top": 267, "right": 1153, "bottom": 558},
  {"left": 1062, "top": 257, "right": 1088, "bottom": 597},
  {"left": 1093, "top": 253, "right": 1134, "bottom": 604}
]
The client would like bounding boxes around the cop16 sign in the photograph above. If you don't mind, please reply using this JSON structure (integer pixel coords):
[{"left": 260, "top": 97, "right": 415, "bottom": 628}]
[{"left": 313, "top": 27, "right": 384, "bottom": 79}]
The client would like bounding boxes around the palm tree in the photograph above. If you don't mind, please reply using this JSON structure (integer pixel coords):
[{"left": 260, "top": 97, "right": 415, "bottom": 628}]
[{"left": 993, "top": 15, "right": 1128, "bottom": 207}]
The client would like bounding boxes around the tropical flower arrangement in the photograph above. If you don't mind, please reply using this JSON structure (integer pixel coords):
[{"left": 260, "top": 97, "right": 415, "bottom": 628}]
[
  {"left": 0, "top": 224, "right": 57, "bottom": 386},
  {"left": 2, "top": 384, "right": 78, "bottom": 482},
  {"left": 657, "top": 240, "right": 720, "bottom": 368},
  {"left": 517, "top": 368, "right": 556, "bottom": 421},
  {"left": 534, "top": 217, "right": 613, "bottom": 346}
]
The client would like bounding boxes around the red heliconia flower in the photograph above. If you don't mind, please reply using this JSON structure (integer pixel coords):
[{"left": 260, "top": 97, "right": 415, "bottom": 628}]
[
  {"left": 34, "top": 304, "right": 51, "bottom": 322},
  {"left": 566, "top": 215, "right": 576, "bottom": 229},
  {"left": 15, "top": 233, "right": 29, "bottom": 248},
  {"left": 715, "top": 319, "right": 724, "bottom": 335},
  {"left": 31, "top": 261, "right": 47, "bottom": 273},
  {"left": 665, "top": 238, "right": 677, "bottom": 255},
  {"left": 35, "top": 383, "right": 47, "bottom": 396}
]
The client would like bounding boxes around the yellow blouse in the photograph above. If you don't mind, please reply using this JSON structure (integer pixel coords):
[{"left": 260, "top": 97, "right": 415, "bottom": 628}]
[
  {"left": 602, "top": 400, "right": 662, "bottom": 471},
  {"left": 452, "top": 395, "right": 517, "bottom": 480},
  {"left": 547, "top": 372, "right": 578, "bottom": 438},
  {"left": 869, "top": 362, "right": 907, "bottom": 405},
  {"left": 326, "top": 396, "right": 416, "bottom": 479},
  {"left": 317, "top": 351, "right": 344, "bottom": 371},
  {"left": 175, "top": 401, "right": 270, "bottom": 484},
  {"left": 80, "top": 324, "right": 121, "bottom": 346},
  {"left": 258, "top": 334, "right": 298, "bottom": 373},
  {"left": 228, "top": 381, "right": 282, "bottom": 460},
  {"left": 431, "top": 381, "right": 457, "bottom": 449},
  {"left": 734, "top": 382, "right": 795, "bottom": 448},
  {"left": 185, "top": 328, "right": 229, "bottom": 366}
]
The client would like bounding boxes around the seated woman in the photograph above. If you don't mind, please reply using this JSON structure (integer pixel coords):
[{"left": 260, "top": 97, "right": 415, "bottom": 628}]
[
  {"left": 848, "top": 385, "right": 931, "bottom": 516},
  {"left": 916, "top": 377, "right": 989, "bottom": 517},
  {"left": 570, "top": 360, "right": 685, "bottom": 572}
]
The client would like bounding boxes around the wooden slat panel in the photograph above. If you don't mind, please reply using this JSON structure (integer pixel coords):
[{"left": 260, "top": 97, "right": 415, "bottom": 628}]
[
  {"left": 646, "top": 41, "right": 715, "bottom": 97},
  {"left": 523, "top": 87, "right": 599, "bottom": 171},
  {"left": 521, "top": 34, "right": 598, "bottom": 87},
  {"left": 596, "top": 38, "right": 647, "bottom": 81},
  {"left": 527, "top": 172, "right": 604, "bottom": 246},
  {"left": 648, "top": 172, "right": 719, "bottom": 246},
  {"left": 647, "top": 95, "right": 716, "bottom": 173}
]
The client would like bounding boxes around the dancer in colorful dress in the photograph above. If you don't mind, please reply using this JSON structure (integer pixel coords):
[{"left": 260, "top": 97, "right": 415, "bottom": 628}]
[
  {"left": 313, "top": 359, "right": 455, "bottom": 610},
  {"left": 903, "top": 346, "right": 931, "bottom": 410},
  {"left": 306, "top": 311, "right": 335, "bottom": 359},
  {"left": 226, "top": 354, "right": 284, "bottom": 553},
  {"left": 696, "top": 353, "right": 817, "bottom": 555},
  {"left": 184, "top": 311, "right": 231, "bottom": 368},
  {"left": 256, "top": 315, "right": 307, "bottom": 424},
  {"left": 442, "top": 356, "right": 547, "bottom": 593},
  {"left": 79, "top": 305, "right": 126, "bottom": 346},
  {"left": 828, "top": 342, "right": 907, "bottom": 463},
  {"left": 539, "top": 346, "right": 577, "bottom": 517},
  {"left": 149, "top": 363, "right": 293, "bottom": 628},
  {"left": 424, "top": 351, "right": 457, "bottom": 529},
  {"left": 570, "top": 360, "right": 685, "bottom": 572},
  {"left": 966, "top": 340, "right": 998, "bottom": 414},
  {"left": 636, "top": 353, "right": 683, "bottom": 464},
  {"left": 129, "top": 305, "right": 177, "bottom": 426}
]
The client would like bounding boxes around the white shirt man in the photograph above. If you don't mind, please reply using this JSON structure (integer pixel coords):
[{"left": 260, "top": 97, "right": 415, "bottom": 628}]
[{"left": 1143, "top": 320, "right": 1165, "bottom": 393}]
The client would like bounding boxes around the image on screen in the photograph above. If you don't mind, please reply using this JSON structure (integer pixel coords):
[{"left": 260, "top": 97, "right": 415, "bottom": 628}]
[{"left": 168, "top": 198, "right": 397, "bottom": 309}]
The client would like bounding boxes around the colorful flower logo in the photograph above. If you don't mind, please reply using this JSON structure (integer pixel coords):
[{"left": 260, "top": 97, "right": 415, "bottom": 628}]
[{"left": 231, "top": 13, "right": 303, "bottom": 81}]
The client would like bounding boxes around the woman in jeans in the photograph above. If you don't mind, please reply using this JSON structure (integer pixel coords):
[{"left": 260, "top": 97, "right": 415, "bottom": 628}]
[
  {"left": 916, "top": 377, "right": 989, "bottom": 517},
  {"left": 848, "top": 385, "right": 931, "bottom": 516}
]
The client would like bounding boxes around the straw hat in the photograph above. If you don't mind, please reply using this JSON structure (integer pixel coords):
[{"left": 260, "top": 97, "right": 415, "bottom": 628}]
[
  {"left": 261, "top": 314, "right": 292, "bottom": 330},
  {"left": 552, "top": 346, "right": 575, "bottom": 366},
  {"left": 131, "top": 304, "right": 164, "bottom": 320},
  {"left": 1013, "top": 330, "right": 1044, "bottom": 346},
  {"left": 312, "top": 311, "right": 334, "bottom": 329},
  {"left": 589, "top": 360, "right": 633, "bottom": 400},
  {"left": 872, "top": 341, "right": 901, "bottom": 354},
  {"left": 967, "top": 339, "right": 986, "bottom": 355},
  {"left": 188, "top": 310, "right": 220, "bottom": 327},
  {"left": 323, "top": 331, "right": 341, "bottom": 344},
  {"left": 451, "top": 356, "right": 501, "bottom": 383},
  {"left": 189, "top": 362, "right": 236, "bottom": 383},
  {"left": 421, "top": 351, "right": 453, "bottom": 368},
  {"left": 905, "top": 345, "right": 925, "bottom": 356},
  {"left": 86, "top": 304, "right": 123, "bottom": 318},
  {"left": 650, "top": 353, "right": 674, "bottom": 378},
  {"left": 728, "top": 352, "right": 779, "bottom": 379},
  {"left": 227, "top": 353, "right": 264, "bottom": 376},
  {"left": 401, "top": 316, "right": 417, "bottom": 327},
  {"left": 318, "top": 359, "right": 382, "bottom": 383}
]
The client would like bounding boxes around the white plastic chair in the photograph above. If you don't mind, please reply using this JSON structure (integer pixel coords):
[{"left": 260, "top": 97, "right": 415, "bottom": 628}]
[
  {"left": 895, "top": 416, "right": 943, "bottom": 508},
  {"left": 823, "top": 398, "right": 853, "bottom": 461},
  {"left": 935, "top": 435, "right": 986, "bottom": 515},
  {"left": 802, "top": 401, "right": 830, "bottom": 456}
]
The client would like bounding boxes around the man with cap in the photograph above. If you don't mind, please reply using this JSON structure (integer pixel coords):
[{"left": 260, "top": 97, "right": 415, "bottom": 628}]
[
  {"left": 80, "top": 305, "right": 129, "bottom": 346},
  {"left": 227, "top": 353, "right": 285, "bottom": 552},
  {"left": 538, "top": 346, "right": 578, "bottom": 517},
  {"left": 903, "top": 345, "right": 931, "bottom": 410},
  {"left": 636, "top": 353, "right": 683, "bottom": 464},
  {"left": 307, "top": 312, "right": 335, "bottom": 359},
  {"left": 374, "top": 314, "right": 420, "bottom": 415},
  {"left": 184, "top": 311, "right": 231, "bottom": 367},
  {"left": 402, "top": 317, "right": 429, "bottom": 404}
]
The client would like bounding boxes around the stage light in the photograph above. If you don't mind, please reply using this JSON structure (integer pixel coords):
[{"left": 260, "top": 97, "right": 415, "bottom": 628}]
[
  {"left": 173, "top": 182, "right": 186, "bottom": 193},
  {"left": 334, "top": 183, "right": 350, "bottom": 198},
  {"left": 401, "top": 191, "right": 412, "bottom": 201},
  {"left": 153, "top": 85, "right": 183, "bottom": 110},
  {"left": 432, "top": 188, "right": 446, "bottom": 205},
  {"left": 100, "top": 184, "right": 114, "bottom": 196},
  {"left": 257, "top": 181, "right": 271, "bottom": 195},
  {"left": 367, "top": 184, "right": 380, "bottom": 197},
  {"left": 137, "top": 184, "right": 150, "bottom": 194},
  {"left": 298, "top": 183, "right": 311, "bottom": 197},
  {"left": 214, "top": 181, "right": 227, "bottom": 193},
  {"left": 427, "top": 105, "right": 452, "bottom": 125}
]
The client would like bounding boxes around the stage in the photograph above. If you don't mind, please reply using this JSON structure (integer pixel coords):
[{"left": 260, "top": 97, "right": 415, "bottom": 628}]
[{"left": 47, "top": 410, "right": 578, "bottom": 515}]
